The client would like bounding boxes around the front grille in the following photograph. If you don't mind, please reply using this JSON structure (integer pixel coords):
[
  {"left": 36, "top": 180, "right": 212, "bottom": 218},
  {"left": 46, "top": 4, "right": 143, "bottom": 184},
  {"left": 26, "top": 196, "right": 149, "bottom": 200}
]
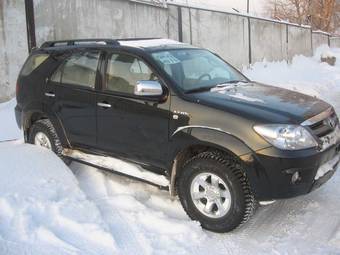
[{"left": 308, "top": 112, "right": 339, "bottom": 138}]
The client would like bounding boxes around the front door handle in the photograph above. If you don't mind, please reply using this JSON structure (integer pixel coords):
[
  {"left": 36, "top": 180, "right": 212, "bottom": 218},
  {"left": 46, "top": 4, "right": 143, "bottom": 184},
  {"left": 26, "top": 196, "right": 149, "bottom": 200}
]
[
  {"left": 97, "top": 102, "right": 111, "bottom": 108},
  {"left": 45, "top": 92, "right": 55, "bottom": 97}
]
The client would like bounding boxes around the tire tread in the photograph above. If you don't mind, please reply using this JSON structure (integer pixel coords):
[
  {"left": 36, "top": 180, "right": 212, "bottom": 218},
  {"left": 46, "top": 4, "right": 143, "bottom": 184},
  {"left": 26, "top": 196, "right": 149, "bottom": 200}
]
[
  {"left": 29, "top": 119, "right": 71, "bottom": 165},
  {"left": 178, "top": 150, "right": 256, "bottom": 231}
]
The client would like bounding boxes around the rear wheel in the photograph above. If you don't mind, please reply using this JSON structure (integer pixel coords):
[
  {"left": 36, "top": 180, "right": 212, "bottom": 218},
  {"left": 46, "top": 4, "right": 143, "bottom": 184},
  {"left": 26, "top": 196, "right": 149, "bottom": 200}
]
[
  {"left": 28, "top": 119, "right": 71, "bottom": 165},
  {"left": 177, "top": 151, "right": 255, "bottom": 232}
]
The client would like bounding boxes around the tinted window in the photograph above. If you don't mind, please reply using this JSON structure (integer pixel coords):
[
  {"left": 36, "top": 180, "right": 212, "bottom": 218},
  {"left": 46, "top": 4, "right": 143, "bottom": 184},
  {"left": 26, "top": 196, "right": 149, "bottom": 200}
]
[
  {"left": 21, "top": 54, "right": 49, "bottom": 76},
  {"left": 61, "top": 52, "right": 100, "bottom": 88},
  {"left": 106, "top": 53, "right": 155, "bottom": 94}
]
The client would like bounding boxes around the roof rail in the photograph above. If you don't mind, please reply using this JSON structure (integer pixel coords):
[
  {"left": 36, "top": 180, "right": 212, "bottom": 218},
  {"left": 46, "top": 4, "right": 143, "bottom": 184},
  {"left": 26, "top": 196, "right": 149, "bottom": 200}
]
[
  {"left": 117, "top": 37, "right": 162, "bottom": 41},
  {"left": 40, "top": 39, "right": 120, "bottom": 48}
]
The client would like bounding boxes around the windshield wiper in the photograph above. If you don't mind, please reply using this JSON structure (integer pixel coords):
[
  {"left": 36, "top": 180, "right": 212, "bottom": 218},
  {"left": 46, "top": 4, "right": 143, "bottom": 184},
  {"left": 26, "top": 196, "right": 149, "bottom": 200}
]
[
  {"left": 211, "top": 80, "right": 251, "bottom": 90},
  {"left": 185, "top": 80, "right": 250, "bottom": 94},
  {"left": 220, "top": 80, "right": 249, "bottom": 84},
  {"left": 185, "top": 86, "right": 215, "bottom": 94}
]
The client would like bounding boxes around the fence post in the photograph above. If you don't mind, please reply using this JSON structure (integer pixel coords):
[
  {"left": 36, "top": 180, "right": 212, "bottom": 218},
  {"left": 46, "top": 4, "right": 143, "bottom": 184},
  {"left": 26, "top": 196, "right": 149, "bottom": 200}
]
[
  {"left": 248, "top": 16, "right": 252, "bottom": 64},
  {"left": 310, "top": 29, "right": 313, "bottom": 54},
  {"left": 177, "top": 6, "right": 183, "bottom": 42},
  {"left": 286, "top": 24, "right": 289, "bottom": 62},
  {"left": 25, "top": 0, "right": 36, "bottom": 52}
]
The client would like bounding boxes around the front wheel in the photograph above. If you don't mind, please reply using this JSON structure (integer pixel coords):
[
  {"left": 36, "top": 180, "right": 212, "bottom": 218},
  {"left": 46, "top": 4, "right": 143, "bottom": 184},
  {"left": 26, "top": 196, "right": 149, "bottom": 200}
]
[
  {"left": 28, "top": 119, "right": 71, "bottom": 165},
  {"left": 177, "top": 151, "right": 256, "bottom": 232}
]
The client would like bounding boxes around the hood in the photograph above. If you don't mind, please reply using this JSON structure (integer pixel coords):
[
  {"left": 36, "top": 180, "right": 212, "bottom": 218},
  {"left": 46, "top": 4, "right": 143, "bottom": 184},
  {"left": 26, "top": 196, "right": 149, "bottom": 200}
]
[{"left": 192, "top": 82, "right": 330, "bottom": 124}]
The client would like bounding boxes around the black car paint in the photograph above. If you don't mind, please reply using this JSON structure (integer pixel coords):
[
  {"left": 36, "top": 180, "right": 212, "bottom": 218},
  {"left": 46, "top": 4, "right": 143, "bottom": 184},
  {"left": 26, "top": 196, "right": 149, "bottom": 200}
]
[{"left": 15, "top": 42, "right": 339, "bottom": 200}]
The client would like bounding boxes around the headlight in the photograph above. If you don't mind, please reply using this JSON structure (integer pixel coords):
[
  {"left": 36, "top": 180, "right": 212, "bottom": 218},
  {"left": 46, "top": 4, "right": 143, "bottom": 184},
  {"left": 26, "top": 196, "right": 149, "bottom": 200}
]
[{"left": 254, "top": 124, "right": 318, "bottom": 150}]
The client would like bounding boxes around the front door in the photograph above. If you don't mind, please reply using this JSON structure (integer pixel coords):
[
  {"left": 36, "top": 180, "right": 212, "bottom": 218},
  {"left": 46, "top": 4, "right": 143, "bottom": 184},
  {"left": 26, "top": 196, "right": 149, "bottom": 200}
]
[
  {"left": 46, "top": 50, "right": 100, "bottom": 148},
  {"left": 96, "top": 52, "right": 170, "bottom": 169}
]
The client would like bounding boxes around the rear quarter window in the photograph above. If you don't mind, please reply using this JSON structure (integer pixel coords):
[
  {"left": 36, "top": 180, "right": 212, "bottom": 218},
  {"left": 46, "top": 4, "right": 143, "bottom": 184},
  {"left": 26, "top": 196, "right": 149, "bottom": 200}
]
[{"left": 20, "top": 54, "right": 50, "bottom": 76}]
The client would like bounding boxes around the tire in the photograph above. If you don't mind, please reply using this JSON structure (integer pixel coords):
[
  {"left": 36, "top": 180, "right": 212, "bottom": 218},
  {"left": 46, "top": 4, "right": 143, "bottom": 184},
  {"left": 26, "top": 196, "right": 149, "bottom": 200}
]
[
  {"left": 177, "top": 151, "right": 255, "bottom": 232},
  {"left": 28, "top": 119, "right": 72, "bottom": 165}
]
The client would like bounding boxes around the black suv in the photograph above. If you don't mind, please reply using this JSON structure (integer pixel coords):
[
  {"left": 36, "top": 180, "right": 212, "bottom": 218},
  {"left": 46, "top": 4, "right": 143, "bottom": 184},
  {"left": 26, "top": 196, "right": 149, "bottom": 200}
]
[{"left": 15, "top": 38, "right": 340, "bottom": 232}]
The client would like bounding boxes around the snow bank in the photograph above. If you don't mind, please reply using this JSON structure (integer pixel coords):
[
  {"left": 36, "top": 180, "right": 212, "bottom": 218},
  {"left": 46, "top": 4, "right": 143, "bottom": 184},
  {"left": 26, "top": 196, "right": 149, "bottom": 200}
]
[
  {"left": 0, "top": 143, "right": 117, "bottom": 255},
  {"left": 0, "top": 99, "right": 22, "bottom": 141},
  {"left": 314, "top": 45, "right": 340, "bottom": 63}
]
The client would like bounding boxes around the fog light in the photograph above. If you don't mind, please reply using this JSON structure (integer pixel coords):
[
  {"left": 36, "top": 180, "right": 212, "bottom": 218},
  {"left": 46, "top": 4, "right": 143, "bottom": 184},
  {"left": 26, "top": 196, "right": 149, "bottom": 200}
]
[{"left": 291, "top": 171, "right": 301, "bottom": 184}]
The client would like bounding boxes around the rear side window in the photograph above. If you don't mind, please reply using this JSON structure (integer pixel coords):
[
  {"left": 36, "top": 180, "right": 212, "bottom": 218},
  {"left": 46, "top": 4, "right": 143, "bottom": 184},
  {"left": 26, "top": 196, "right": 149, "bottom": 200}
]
[
  {"left": 61, "top": 52, "right": 100, "bottom": 88},
  {"left": 21, "top": 54, "right": 49, "bottom": 76}
]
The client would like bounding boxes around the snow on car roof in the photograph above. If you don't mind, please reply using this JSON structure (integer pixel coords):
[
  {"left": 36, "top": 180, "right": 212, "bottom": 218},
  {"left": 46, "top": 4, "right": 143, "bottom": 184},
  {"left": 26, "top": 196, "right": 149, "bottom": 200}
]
[{"left": 118, "top": 39, "right": 187, "bottom": 48}]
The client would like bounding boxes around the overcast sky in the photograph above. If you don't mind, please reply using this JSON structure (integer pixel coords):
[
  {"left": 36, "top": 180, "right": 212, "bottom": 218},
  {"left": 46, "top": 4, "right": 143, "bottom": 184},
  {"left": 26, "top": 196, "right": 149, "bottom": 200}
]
[{"left": 167, "top": 0, "right": 267, "bottom": 16}]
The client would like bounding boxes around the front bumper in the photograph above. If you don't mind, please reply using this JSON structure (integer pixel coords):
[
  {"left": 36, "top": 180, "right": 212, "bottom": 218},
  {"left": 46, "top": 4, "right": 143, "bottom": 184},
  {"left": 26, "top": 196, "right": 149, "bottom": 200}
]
[
  {"left": 248, "top": 142, "right": 340, "bottom": 200},
  {"left": 311, "top": 154, "right": 339, "bottom": 191}
]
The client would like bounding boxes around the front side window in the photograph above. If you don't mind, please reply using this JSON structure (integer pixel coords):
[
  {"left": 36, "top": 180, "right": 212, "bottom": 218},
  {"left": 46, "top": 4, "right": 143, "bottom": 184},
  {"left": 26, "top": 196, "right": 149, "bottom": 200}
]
[
  {"left": 61, "top": 51, "right": 100, "bottom": 88},
  {"left": 151, "top": 49, "right": 248, "bottom": 92},
  {"left": 106, "top": 53, "right": 156, "bottom": 94}
]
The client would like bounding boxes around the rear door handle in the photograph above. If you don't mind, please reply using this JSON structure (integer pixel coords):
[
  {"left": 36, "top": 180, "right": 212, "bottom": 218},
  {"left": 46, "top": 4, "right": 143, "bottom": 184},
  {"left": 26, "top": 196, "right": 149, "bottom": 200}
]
[
  {"left": 45, "top": 92, "right": 55, "bottom": 97},
  {"left": 97, "top": 102, "right": 111, "bottom": 108}
]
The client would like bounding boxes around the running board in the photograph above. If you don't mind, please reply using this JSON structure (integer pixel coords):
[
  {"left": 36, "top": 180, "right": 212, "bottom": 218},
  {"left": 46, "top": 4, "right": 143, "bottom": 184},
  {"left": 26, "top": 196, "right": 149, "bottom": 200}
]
[{"left": 63, "top": 149, "right": 170, "bottom": 189}]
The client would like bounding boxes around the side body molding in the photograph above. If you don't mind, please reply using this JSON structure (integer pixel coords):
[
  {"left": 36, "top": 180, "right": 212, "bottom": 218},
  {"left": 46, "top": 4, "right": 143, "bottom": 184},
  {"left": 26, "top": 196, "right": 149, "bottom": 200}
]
[{"left": 170, "top": 125, "right": 253, "bottom": 157}]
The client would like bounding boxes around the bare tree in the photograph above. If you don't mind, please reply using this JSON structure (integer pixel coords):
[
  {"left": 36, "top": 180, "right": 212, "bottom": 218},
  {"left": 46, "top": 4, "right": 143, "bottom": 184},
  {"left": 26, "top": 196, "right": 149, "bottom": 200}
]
[{"left": 266, "top": 0, "right": 340, "bottom": 33}]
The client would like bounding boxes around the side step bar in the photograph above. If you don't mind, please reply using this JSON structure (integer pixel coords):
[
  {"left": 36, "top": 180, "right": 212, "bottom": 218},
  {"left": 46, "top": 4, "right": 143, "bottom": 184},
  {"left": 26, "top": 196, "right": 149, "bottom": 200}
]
[{"left": 63, "top": 149, "right": 170, "bottom": 189}]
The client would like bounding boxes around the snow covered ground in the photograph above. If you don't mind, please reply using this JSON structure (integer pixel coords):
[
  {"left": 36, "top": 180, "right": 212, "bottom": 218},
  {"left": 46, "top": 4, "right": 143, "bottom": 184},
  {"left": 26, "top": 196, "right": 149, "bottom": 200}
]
[{"left": 1, "top": 46, "right": 340, "bottom": 254}]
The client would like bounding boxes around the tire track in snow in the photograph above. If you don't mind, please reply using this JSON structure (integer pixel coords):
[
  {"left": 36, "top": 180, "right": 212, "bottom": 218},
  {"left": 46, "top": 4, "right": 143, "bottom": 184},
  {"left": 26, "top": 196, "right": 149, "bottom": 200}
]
[
  {"left": 71, "top": 162, "right": 226, "bottom": 255},
  {"left": 71, "top": 163, "right": 150, "bottom": 255},
  {"left": 0, "top": 238, "right": 77, "bottom": 255},
  {"left": 235, "top": 200, "right": 288, "bottom": 243},
  {"left": 92, "top": 200, "right": 150, "bottom": 255}
]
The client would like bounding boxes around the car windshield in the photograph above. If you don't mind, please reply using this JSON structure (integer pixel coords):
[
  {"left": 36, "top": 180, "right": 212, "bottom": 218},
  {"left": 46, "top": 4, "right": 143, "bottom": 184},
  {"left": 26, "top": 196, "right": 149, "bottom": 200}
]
[{"left": 151, "top": 49, "right": 248, "bottom": 93}]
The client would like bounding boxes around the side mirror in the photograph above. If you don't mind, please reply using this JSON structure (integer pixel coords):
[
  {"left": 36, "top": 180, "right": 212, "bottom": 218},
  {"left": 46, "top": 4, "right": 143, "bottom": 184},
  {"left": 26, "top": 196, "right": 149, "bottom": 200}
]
[{"left": 134, "top": 80, "right": 163, "bottom": 97}]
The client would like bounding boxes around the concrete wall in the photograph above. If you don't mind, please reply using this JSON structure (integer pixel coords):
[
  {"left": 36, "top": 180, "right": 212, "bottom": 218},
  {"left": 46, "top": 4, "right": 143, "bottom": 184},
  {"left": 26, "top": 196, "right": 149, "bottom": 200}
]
[
  {"left": 330, "top": 37, "right": 340, "bottom": 48},
  {"left": 34, "top": 0, "right": 178, "bottom": 47},
  {"left": 250, "top": 18, "right": 287, "bottom": 63},
  {"left": 287, "top": 26, "right": 312, "bottom": 59},
  {"left": 182, "top": 8, "right": 249, "bottom": 68},
  {"left": 0, "top": 0, "right": 28, "bottom": 102},
  {"left": 312, "top": 32, "right": 329, "bottom": 49}
]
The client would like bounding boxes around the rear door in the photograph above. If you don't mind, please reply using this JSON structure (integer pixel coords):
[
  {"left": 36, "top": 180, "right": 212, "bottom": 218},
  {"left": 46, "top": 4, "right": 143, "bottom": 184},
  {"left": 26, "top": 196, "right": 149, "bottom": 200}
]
[
  {"left": 96, "top": 51, "right": 170, "bottom": 169},
  {"left": 45, "top": 50, "right": 101, "bottom": 148}
]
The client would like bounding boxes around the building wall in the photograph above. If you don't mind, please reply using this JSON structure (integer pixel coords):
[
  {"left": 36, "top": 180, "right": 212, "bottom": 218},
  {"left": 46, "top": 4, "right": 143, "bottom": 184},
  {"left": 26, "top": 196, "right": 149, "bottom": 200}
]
[{"left": 0, "top": 0, "right": 28, "bottom": 102}]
